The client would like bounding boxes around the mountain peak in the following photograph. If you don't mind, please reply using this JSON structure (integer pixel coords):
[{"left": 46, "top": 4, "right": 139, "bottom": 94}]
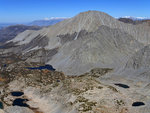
[
  {"left": 76, "top": 10, "right": 109, "bottom": 18},
  {"left": 79, "top": 10, "right": 105, "bottom": 14}
]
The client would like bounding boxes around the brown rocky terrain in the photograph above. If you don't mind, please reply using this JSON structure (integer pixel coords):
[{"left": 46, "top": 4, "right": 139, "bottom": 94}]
[{"left": 0, "top": 53, "right": 149, "bottom": 113}]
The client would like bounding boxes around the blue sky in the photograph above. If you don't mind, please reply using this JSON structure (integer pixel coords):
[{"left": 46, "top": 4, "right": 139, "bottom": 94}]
[{"left": 0, "top": 0, "right": 150, "bottom": 23}]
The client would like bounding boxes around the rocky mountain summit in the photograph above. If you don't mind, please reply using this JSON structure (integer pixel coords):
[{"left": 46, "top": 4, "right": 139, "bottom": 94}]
[
  {"left": 2, "top": 10, "right": 150, "bottom": 75},
  {"left": 1, "top": 10, "right": 150, "bottom": 113}
]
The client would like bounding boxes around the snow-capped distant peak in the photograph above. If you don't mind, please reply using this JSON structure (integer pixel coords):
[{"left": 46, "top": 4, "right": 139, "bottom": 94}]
[
  {"left": 44, "top": 18, "right": 50, "bottom": 20},
  {"left": 29, "top": 17, "right": 70, "bottom": 26},
  {"left": 44, "top": 17, "right": 69, "bottom": 20},
  {"left": 120, "top": 16, "right": 150, "bottom": 20}
]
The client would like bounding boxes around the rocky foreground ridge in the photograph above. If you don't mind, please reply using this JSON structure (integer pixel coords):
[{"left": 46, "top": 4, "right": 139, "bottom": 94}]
[{"left": 0, "top": 53, "right": 150, "bottom": 113}]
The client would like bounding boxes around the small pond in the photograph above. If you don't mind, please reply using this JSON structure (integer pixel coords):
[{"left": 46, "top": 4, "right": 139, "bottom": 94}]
[
  {"left": 0, "top": 102, "right": 3, "bottom": 109},
  {"left": 13, "top": 98, "right": 29, "bottom": 107},
  {"left": 132, "top": 102, "right": 145, "bottom": 107},
  {"left": 11, "top": 91, "right": 24, "bottom": 96},
  {"left": 3, "top": 64, "right": 7, "bottom": 67},
  {"left": 0, "top": 46, "right": 4, "bottom": 49},
  {"left": 114, "top": 83, "right": 130, "bottom": 88},
  {"left": 26, "top": 64, "right": 55, "bottom": 71}
]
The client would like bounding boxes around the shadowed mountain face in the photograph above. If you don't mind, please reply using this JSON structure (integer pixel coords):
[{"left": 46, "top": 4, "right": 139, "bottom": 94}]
[
  {"left": 0, "top": 25, "right": 41, "bottom": 43},
  {"left": 48, "top": 26, "right": 142, "bottom": 75}
]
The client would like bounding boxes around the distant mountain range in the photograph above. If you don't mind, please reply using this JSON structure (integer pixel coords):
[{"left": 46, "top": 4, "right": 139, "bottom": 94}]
[
  {"left": 0, "top": 15, "right": 149, "bottom": 45},
  {"left": 0, "top": 18, "right": 68, "bottom": 29},
  {"left": 1, "top": 16, "right": 149, "bottom": 29},
  {"left": 0, "top": 25, "right": 41, "bottom": 43},
  {"left": 0, "top": 18, "right": 69, "bottom": 44},
  {"left": 118, "top": 17, "right": 150, "bottom": 26},
  {"left": 119, "top": 16, "right": 150, "bottom": 20},
  {"left": 28, "top": 17, "right": 69, "bottom": 26},
  {"left": 0, "top": 23, "right": 17, "bottom": 29}
]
